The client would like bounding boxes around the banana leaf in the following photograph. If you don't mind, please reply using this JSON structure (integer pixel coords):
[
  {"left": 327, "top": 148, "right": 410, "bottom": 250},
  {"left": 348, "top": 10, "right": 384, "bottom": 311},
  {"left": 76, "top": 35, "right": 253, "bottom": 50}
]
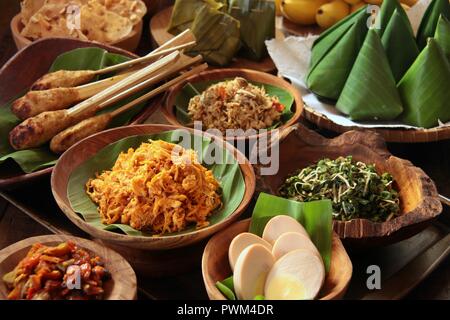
[
  {"left": 337, "top": 29, "right": 403, "bottom": 120},
  {"left": 67, "top": 130, "right": 245, "bottom": 237},
  {"left": 381, "top": 9, "right": 419, "bottom": 82},
  {"left": 216, "top": 193, "right": 333, "bottom": 299},
  {"left": 398, "top": 38, "right": 450, "bottom": 128},
  {"left": 228, "top": 0, "right": 275, "bottom": 61},
  {"left": 307, "top": 9, "right": 369, "bottom": 100},
  {"left": 174, "top": 79, "right": 294, "bottom": 129},
  {"left": 375, "top": 0, "right": 412, "bottom": 36},
  {"left": 0, "top": 48, "right": 148, "bottom": 174},
  {"left": 187, "top": 5, "right": 241, "bottom": 66},
  {"left": 167, "top": 0, "right": 226, "bottom": 34},
  {"left": 416, "top": 0, "right": 450, "bottom": 49},
  {"left": 434, "top": 15, "right": 450, "bottom": 61}
]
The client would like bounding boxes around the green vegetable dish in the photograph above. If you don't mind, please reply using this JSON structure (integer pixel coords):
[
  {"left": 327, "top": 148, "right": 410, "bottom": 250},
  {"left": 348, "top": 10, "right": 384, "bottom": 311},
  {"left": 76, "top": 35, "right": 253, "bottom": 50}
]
[{"left": 279, "top": 156, "right": 400, "bottom": 222}]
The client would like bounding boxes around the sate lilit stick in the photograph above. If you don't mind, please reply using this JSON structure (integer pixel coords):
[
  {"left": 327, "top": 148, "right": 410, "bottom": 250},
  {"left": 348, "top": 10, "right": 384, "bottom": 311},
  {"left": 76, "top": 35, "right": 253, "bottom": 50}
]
[{"left": 50, "top": 64, "right": 208, "bottom": 154}]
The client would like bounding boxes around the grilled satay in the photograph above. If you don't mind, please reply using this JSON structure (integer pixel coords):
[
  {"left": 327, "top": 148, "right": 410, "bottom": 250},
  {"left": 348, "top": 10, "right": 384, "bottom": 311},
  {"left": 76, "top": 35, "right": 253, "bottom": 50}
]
[{"left": 31, "top": 70, "right": 97, "bottom": 90}]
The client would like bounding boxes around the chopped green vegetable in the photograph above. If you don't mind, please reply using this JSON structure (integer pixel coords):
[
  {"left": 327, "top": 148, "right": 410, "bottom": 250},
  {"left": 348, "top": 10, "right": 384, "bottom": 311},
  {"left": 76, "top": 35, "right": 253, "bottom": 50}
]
[
  {"left": 254, "top": 295, "right": 265, "bottom": 300},
  {"left": 279, "top": 156, "right": 400, "bottom": 222}
]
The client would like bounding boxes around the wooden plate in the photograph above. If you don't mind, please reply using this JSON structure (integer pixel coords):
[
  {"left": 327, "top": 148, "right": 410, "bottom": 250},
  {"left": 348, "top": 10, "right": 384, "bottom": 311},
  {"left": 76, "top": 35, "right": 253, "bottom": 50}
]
[
  {"left": 252, "top": 124, "right": 443, "bottom": 247},
  {"left": 162, "top": 68, "right": 304, "bottom": 142},
  {"left": 281, "top": 17, "right": 322, "bottom": 36},
  {"left": 0, "top": 38, "right": 159, "bottom": 190},
  {"left": 303, "top": 105, "right": 450, "bottom": 143},
  {"left": 150, "top": 6, "right": 280, "bottom": 73},
  {"left": 202, "top": 218, "right": 353, "bottom": 300},
  {"left": 51, "top": 124, "right": 256, "bottom": 250},
  {"left": 11, "top": 14, "right": 143, "bottom": 53},
  {"left": 0, "top": 234, "right": 137, "bottom": 300}
]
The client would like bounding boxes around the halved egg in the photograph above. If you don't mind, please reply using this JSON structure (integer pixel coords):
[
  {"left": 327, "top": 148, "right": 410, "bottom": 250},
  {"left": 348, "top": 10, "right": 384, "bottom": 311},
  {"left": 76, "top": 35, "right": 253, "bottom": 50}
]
[
  {"left": 262, "top": 215, "right": 309, "bottom": 245},
  {"left": 265, "top": 249, "right": 325, "bottom": 300},
  {"left": 233, "top": 244, "right": 275, "bottom": 300},
  {"left": 228, "top": 232, "right": 272, "bottom": 271},
  {"left": 272, "top": 232, "right": 320, "bottom": 260}
]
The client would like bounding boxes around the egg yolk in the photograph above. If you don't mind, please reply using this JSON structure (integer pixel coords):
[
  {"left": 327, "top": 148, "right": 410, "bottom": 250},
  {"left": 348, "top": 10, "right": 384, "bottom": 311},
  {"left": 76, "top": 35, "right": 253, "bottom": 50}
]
[{"left": 265, "top": 274, "right": 306, "bottom": 300}]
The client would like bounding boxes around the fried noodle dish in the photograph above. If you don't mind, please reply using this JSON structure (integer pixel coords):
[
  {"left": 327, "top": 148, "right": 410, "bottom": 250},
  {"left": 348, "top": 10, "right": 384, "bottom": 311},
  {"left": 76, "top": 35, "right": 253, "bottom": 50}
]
[
  {"left": 188, "top": 77, "right": 285, "bottom": 133},
  {"left": 86, "top": 140, "right": 222, "bottom": 234}
]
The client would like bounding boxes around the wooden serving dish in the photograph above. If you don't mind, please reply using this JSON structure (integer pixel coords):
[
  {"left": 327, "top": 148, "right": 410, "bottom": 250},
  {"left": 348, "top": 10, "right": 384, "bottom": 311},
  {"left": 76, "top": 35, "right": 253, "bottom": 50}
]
[
  {"left": 0, "top": 235, "right": 137, "bottom": 300},
  {"left": 0, "top": 38, "right": 159, "bottom": 190},
  {"left": 162, "top": 68, "right": 304, "bottom": 142},
  {"left": 303, "top": 105, "right": 450, "bottom": 143},
  {"left": 11, "top": 14, "right": 143, "bottom": 53},
  {"left": 51, "top": 124, "right": 256, "bottom": 250},
  {"left": 253, "top": 124, "right": 443, "bottom": 247},
  {"left": 202, "top": 218, "right": 352, "bottom": 300}
]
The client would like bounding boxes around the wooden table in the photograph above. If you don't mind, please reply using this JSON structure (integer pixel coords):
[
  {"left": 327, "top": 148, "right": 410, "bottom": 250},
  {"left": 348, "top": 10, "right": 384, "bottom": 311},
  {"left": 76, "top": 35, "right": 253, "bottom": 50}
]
[{"left": 0, "top": 0, "right": 449, "bottom": 300}]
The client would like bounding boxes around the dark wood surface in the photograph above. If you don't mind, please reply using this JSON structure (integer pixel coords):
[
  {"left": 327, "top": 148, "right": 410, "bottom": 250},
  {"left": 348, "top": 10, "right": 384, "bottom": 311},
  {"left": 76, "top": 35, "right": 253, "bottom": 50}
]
[{"left": 0, "top": 0, "right": 449, "bottom": 300}]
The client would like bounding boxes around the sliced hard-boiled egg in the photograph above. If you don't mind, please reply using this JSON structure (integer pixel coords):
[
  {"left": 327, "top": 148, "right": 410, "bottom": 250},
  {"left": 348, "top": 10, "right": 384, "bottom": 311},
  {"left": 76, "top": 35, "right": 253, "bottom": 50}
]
[
  {"left": 265, "top": 249, "right": 325, "bottom": 300},
  {"left": 228, "top": 232, "right": 272, "bottom": 271},
  {"left": 272, "top": 231, "right": 320, "bottom": 260},
  {"left": 233, "top": 244, "right": 275, "bottom": 300},
  {"left": 262, "top": 215, "right": 309, "bottom": 245}
]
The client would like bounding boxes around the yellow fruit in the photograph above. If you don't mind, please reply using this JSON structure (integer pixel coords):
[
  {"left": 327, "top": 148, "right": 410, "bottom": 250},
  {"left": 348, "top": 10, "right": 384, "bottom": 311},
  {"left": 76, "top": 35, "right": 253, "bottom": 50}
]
[
  {"left": 315, "top": 0, "right": 350, "bottom": 29},
  {"left": 281, "top": 0, "right": 329, "bottom": 25},
  {"left": 275, "top": 0, "right": 283, "bottom": 16},
  {"left": 364, "top": 0, "right": 383, "bottom": 5},
  {"left": 343, "top": 0, "right": 361, "bottom": 4},
  {"left": 401, "top": 3, "right": 410, "bottom": 10},
  {"left": 400, "top": 0, "right": 417, "bottom": 7},
  {"left": 351, "top": 1, "right": 366, "bottom": 12}
]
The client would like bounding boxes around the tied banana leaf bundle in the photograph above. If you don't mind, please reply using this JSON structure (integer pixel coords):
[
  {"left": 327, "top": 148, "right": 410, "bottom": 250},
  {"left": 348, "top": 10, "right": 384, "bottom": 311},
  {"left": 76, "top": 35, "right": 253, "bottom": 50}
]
[
  {"left": 188, "top": 5, "right": 241, "bottom": 66},
  {"left": 336, "top": 29, "right": 403, "bottom": 121},
  {"left": 416, "top": 0, "right": 450, "bottom": 49},
  {"left": 167, "top": 0, "right": 226, "bottom": 34},
  {"left": 398, "top": 38, "right": 450, "bottom": 128},
  {"left": 375, "top": 0, "right": 412, "bottom": 36},
  {"left": 434, "top": 15, "right": 450, "bottom": 61},
  {"left": 307, "top": 7, "right": 370, "bottom": 100},
  {"left": 381, "top": 9, "right": 419, "bottom": 82},
  {"left": 228, "top": 0, "right": 275, "bottom": 61}
]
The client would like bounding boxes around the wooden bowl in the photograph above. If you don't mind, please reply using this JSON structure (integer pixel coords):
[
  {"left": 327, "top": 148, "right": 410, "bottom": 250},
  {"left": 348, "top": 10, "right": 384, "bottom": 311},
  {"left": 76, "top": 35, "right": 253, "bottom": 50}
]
[
  {"left": 253, "top": 124, "right": 443, "bottom": 247},
  {"left": 11, "top": 14, "right": 143, "bottom": 53},
  {"left": 302, "top": 105, "right": 450, "bottom": 143},
  {"left": 202, "top": 218, "right": 353, "bottom": 300},
  {"left": 51, "top": 124, "right": 256, "bottom": 250},
  {"left": 0, "top": 235, "right": 137, "bottom": 300},
  {"left": 0, "top": 38, "right": 159, "bottom": 190},
  {"left": 162, "top": 68, "right": 304, "bottom": 142}
]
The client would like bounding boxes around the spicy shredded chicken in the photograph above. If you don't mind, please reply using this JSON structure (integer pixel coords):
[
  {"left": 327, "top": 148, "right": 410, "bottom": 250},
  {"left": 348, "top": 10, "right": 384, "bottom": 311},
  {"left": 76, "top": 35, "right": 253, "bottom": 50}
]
[
  {"left": 188, "top": 77, "right": 285, "bottom": 133},
  {"left": 86, "top": 140, "right": 222, "bottom": 234}
]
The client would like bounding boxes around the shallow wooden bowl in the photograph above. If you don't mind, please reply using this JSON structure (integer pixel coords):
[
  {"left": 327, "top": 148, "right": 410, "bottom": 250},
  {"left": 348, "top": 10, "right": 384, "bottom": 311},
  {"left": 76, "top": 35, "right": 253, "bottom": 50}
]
[
  {"left": 0, "top": 38, "right": 159, "bottom": 190},
  {"left": 202, "top": 218, "right": 352, "bottom": 300},
  {"left": 11, "top": 14, "right": 143, "bottom": 53},
  {"left": 51, "top": 124, "right": 256, "bottom": 250},
  {"left": 254, "top": 124, "right": 443, "bottom": 247},
  {"left": 0, "top": 235, "right": 137, "bottom": 300},
  {"left": 162, "top": 68, "right": 304, "bottom": 142}
]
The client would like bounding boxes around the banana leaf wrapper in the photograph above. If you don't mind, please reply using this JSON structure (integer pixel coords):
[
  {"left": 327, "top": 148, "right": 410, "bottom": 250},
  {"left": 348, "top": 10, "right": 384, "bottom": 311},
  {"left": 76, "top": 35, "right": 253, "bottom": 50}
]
[
  {"left": 398, "top": 38, "right": 450, "bottom": 128},
  {"left": 434, "top": 15, "right": 450, "bottom": 61},
  {"left": 381, "top": 9, "right": 419, "bottom": 82},
  {"left": 375, "top": 0, "right": 412, "bottom": 36},
  {"left": 416, "top": 0, "right": 450, "bottom": 49},
  {"left": 228, "top": 0, "right": 275, "bottom": 61},
  {"left": 337, "top": 29, "right": 403, "bottom": 121},
  {"left": 187, "top": 5, "right": 241, "bottom": 66},
  {"left": 307, "top": 9, "right": 369, "bottom": 100},
  {"left": 167, "top": 0, "right": 226, "bottom": 34},
  {"left": 68, "top": 130, "right": 245, "bottom": 237}
]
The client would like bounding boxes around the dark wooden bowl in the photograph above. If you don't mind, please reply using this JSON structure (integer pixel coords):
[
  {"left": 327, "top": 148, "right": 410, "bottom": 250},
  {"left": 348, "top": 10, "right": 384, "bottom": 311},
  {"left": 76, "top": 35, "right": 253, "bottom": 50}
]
[
  {"left": 11, "top": 14, "right": 143, "bottom": 53},
  {"left": 0, "top": 37, "right": 159, "bottom": 190},
  {"left": 253, "top": 124, "right": 443, "bottom": 247},
  {"left": 0, "top": 235, "right": 137, "bottom": 300},
  {"left": 202, "top": 219, "right": 353, "bottom": 300},
  {"left": 162, "top": 68, "right": 304, "bottom": 142},
  {"left": 51, "top": 124, "right": 256, "bottom": 250}
]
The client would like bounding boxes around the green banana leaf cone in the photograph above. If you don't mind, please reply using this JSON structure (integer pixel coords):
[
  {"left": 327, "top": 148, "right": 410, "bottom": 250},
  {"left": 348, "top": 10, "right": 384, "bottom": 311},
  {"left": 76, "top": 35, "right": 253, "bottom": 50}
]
[
  {"left": 434, "top": 15, "right": 450, "bottom": 61},
  {"left": 398, "top": 38, "right": 450, "bottom": 128},
  {"left": 416, "top": 0, "right": 450, "bottom": 49},
  {"left": 381, "top": 9, "right": 419, "bottom": 82},
  {"left": 336, "top": 29, "right": 403, "bottom": 121},
  {"left": 307, "top": 9, "right": 370, "bottom": 100},
  {"left": 375, "top": 0, "right": 412, "bottom": 36}
]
